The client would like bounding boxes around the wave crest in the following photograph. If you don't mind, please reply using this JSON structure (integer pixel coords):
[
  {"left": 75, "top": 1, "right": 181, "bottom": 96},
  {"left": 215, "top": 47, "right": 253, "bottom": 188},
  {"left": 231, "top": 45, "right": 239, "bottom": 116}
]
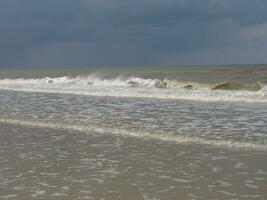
[
  {"left": 127, "top": 78, "right": 167, "bottom": 88},
  {"left": 0, "top": 74, "right": 266, "bottom": 102},
  {"left": 212, "top": 82, "right": 263, "bottom": 91}
]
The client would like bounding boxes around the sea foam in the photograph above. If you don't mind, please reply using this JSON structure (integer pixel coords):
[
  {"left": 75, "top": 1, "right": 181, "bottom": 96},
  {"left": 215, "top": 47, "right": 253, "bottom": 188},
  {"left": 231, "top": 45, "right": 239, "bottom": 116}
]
[
  {"left": 0, "top": 75, "right": 266, "bottom": 102},
  {"left": 0, "top": 118, "right": 266, "bottom": 151}
]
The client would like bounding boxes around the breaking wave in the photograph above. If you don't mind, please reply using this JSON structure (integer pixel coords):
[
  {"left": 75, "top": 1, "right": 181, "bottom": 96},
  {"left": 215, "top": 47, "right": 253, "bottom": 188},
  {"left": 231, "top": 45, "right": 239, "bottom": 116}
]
[
  {"left": 211, "top": 82, "right": 264, "bottom": 91},
  {"left": 0, "top": 118, "right": 266, "bottom": 151},
  {"left": 0, "top": 74, "right": 266, "bottom": 102}
]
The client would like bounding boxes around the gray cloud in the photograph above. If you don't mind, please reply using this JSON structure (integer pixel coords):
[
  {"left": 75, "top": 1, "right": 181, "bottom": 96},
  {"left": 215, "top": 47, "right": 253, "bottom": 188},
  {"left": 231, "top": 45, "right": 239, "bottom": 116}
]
[{"left": 0, "top": 0, "right": 267, "bottom": 68}]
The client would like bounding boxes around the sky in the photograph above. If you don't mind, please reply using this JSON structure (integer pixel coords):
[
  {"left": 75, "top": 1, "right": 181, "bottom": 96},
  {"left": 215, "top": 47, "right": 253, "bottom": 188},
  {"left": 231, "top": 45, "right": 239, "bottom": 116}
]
[{"left": 1, "top": 0, "right": 267, "bottom": 68}]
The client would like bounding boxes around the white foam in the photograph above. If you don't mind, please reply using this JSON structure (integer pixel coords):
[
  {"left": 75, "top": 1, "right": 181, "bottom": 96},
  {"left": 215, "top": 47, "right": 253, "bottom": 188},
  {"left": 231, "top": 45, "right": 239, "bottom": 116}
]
[
  {"left": 0, "top": 75, "right": 266, "bottom": 102},
  {"left": 260, "top": 85, "right": 267, "bottom": 93},
  {"left": 0, "top": 118, "right": 266, "bottom": 151},
  {"left": 0, "top": 75, "right": 165, "bottom": 87}
]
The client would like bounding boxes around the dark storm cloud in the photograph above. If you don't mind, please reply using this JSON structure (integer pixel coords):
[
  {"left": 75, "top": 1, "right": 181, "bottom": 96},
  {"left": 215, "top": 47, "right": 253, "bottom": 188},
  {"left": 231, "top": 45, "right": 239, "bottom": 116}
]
[{"left": 1, "top": 0, "right": 267, "bottom": 67}]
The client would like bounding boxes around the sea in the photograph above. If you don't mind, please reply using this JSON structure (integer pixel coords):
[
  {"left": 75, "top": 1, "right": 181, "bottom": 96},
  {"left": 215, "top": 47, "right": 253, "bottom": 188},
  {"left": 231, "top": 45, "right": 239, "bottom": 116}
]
[{"left": 0, "top": 65, "right": 267, "bottom": 199}]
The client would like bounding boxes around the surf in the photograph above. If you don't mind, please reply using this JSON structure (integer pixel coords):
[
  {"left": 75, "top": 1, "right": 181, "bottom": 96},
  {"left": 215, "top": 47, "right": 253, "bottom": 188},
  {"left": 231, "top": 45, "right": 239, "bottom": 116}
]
[
  {"left": 0, "top": 118, "right": 266, "bottom": 151},
  {"left": 0, "top": 75, "right": 266, "bottom": 102}
]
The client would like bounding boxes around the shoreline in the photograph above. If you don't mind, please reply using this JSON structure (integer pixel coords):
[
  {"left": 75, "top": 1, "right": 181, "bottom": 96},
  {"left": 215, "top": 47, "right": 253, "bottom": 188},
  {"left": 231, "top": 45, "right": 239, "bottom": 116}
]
[{"left": 1, "top": 123, "right": 266, "bottom": 199}]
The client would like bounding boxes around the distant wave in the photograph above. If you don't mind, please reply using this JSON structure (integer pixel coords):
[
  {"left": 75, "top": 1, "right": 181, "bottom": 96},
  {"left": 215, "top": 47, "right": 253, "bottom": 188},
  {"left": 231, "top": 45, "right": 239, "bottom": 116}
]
[
  {"left": 0, "top": 75, "right": 266, "bottom": 102},
  {"left": 0, "top": 75, "right": 265, "bottom": 90},
  {"left": 0, "top": 118, "right": 266, "bottom": 151},
  {"left": 211, "top": 82, "right": 264, "bottom": 91}
]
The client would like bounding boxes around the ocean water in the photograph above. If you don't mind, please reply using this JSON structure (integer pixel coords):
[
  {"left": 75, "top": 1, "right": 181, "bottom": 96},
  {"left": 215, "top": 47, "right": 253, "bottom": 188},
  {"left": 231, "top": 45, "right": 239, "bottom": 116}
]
[{"left": 0, "top": 65, "right": 267, "bottom": 199}]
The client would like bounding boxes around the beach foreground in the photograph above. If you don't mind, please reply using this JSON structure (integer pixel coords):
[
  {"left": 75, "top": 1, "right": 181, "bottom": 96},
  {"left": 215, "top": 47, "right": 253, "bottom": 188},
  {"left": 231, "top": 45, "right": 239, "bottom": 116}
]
[
  {"left": 0, "top": 66, "right": 266, "bottom": 199},
  {"left": 0, "top": 123, "right": 267, "bottom": 200}
]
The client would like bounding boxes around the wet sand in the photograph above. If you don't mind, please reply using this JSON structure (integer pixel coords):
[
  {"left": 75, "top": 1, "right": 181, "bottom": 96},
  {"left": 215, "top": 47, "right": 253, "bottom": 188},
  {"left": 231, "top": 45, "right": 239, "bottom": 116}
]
[{"left": 0, "top": 123, "right": 266, "bottom": 200}]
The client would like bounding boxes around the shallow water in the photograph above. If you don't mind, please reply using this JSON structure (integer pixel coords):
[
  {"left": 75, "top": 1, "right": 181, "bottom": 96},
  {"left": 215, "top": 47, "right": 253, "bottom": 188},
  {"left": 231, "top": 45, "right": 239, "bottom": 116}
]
[
  {"left": 0, "top": 123, "right": 267, "bottom": 200},
  {"left": 0, "top": 90, "right": 266, "bottom": 150}
]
